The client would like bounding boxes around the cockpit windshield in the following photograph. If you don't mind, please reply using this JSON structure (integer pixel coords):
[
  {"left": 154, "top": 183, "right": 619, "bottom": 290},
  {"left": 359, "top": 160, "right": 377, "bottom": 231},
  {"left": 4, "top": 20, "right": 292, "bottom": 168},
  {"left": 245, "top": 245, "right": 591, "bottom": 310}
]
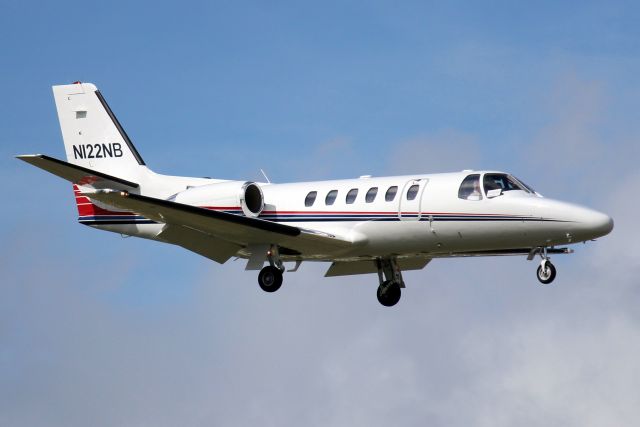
[
  {"left": 483, "top": 173, "right": 530, "bottom": 194},
  {"left": 511, "top": 176, "right": 536, "bottom": 194}
]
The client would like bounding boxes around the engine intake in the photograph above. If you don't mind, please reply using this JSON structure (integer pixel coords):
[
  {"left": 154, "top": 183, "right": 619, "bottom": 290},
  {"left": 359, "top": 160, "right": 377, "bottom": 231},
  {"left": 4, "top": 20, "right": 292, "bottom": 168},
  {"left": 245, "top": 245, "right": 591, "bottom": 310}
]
[
  {"left": 170, "top": 180, "right": 265, "bottom": 217},
  {"left": 240, "top": 182, "right": 264, "bottom": 217}
]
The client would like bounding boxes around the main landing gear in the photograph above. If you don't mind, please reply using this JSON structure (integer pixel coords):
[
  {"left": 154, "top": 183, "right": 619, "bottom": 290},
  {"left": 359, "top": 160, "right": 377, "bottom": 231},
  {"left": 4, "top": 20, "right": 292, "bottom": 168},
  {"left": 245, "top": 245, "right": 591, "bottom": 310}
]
[
  {"left": 257, "top": 245, "right": 285, "bottom": 292},
  {"left": 258, "top": 265, "right": 283, "bottom": 292},
  {"left": 376, "top": 258, "right": 404, "bottom": 307}
]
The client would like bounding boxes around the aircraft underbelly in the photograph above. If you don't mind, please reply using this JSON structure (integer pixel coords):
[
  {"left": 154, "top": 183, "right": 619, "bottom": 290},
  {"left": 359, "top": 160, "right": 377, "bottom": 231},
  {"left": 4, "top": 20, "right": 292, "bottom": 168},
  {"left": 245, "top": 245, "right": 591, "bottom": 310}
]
[
  {"left": 353, "top": 218, "right": 536, "bottom": 255},
  {"left": 88, "top": 216, "right": 564, "bottom": 261}
]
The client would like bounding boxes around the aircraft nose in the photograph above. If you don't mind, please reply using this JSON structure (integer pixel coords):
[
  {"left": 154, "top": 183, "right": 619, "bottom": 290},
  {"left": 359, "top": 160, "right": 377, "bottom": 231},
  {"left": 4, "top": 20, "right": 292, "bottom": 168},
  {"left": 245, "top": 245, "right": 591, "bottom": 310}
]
[
  {"left": 538, "top": 199, "right": 613, "bottom": 242},
  {"left": 569, "top": 205, "right": 614, "bottom": 240},
  {"left": 585, "top": 209, "right": 614, "bottom": 238}
]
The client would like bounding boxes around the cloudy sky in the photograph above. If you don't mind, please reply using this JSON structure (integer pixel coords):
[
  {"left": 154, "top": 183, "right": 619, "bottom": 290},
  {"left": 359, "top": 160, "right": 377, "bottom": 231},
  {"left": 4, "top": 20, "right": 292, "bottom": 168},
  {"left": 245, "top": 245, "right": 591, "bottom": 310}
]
[{"left": 1, "top": 1, "right": 639, "bottom": 425}]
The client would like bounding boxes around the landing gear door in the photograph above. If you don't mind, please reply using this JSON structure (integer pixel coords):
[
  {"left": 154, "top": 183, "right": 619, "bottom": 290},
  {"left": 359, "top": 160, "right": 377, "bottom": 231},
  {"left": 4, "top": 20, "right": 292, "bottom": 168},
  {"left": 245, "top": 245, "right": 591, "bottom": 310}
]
[{"left": 398, "top": 178, "right": 428, "bottom": 221}]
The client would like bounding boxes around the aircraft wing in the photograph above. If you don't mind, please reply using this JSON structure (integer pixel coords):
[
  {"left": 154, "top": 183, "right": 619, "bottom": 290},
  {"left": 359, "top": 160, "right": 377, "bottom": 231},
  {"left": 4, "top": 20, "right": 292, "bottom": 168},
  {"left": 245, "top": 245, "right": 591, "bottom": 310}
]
[
  {"left": 16, "top": 154, "right": 139, "bottom": 189},
  {"left": 84, "top": 189, "right": 355, "bottom": 260}
]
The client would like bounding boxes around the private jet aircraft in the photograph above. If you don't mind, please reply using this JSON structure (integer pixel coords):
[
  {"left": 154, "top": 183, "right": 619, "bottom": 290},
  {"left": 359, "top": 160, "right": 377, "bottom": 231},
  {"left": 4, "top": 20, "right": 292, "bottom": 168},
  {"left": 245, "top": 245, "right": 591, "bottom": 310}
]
[{"left": 17, "top": 82, "right": 614, "bottom": 306}]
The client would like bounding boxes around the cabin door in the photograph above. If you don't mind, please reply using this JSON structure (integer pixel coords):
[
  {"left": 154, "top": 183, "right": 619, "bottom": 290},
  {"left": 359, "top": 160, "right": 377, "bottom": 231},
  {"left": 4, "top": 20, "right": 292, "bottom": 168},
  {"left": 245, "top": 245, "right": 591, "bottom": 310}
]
[{"left": 398, "top": 178, "right": 428, "bottom": 221}]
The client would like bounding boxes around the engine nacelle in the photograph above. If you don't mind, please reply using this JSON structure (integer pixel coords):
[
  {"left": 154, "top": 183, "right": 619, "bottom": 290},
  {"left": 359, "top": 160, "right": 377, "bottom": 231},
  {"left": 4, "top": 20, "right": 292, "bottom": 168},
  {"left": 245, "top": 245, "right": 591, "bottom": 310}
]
[{"left": 170, "top": 181, "right": 265, "bottom": 217}]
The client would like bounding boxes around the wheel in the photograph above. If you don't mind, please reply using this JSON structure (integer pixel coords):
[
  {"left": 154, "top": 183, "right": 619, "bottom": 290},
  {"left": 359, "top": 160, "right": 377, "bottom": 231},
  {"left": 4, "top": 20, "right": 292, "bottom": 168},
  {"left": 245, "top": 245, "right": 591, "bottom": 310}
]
[
  {"left": 537, "top": 261, "right": 557, "bottom": 284},
  {"left": 377, "top": 280, "right": 401, "bottom": 307},
  {"left": 258, "top": 266, "right": 283, "bottom": 292}
]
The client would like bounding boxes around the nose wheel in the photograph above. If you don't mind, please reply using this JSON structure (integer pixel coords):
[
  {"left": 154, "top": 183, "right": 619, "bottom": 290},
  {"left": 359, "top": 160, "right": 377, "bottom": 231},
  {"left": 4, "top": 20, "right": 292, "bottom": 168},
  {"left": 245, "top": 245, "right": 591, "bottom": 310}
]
[
  {"left": 536, "top": 260, "right": 556, "bottom": 284},
  {"left": 530, "top": 247, "right": 558, "bottom": 285}
]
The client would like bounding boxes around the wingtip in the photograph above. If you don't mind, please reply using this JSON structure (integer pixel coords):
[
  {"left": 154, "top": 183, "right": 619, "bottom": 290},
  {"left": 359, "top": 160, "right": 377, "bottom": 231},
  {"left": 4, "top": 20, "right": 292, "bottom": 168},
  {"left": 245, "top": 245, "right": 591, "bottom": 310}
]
[{"left": 15, "top": 154, "right": 43, "bottom": 162}]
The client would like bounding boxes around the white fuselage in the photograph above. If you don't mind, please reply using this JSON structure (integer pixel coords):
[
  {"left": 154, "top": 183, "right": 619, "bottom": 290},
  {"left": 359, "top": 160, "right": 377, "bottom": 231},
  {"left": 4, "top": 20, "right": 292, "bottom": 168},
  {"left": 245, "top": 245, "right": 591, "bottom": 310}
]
[{"left": 90, "top": 170, "right": 613, "bottom": 261}]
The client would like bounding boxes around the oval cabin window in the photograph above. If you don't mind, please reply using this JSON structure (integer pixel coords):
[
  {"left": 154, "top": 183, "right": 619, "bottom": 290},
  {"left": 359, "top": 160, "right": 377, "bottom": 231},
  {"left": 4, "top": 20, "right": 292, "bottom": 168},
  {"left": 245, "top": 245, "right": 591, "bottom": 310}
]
[
  {"left": 346, "top": 188, "right": 358, "bottom": 204},
  {"left": 406, "top": 184, "right": 419, "bottom": 201},
  {"left": 305, "top": 191, "right": 317, "bottom": 207}
]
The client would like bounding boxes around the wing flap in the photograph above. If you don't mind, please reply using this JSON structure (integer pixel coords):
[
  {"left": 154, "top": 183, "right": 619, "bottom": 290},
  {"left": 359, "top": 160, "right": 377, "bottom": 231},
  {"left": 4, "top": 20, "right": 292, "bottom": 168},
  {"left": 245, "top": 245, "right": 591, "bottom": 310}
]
[
  {"left": 325, "top": 257, "right": 431, "bottom": 277},
  {"left": 157, "top": 224, "right": 242, "bottom": 264}
]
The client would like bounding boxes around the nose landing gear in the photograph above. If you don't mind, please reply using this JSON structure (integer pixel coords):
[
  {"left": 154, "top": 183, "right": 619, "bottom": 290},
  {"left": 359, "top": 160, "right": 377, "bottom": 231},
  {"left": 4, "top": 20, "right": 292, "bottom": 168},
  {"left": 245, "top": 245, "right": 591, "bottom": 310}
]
[
  {"left": 537, "top": 259, "right": 556, "bottom": 284},
  {"left": 530, "top": 247, "right": 557, "bottom": 284}
]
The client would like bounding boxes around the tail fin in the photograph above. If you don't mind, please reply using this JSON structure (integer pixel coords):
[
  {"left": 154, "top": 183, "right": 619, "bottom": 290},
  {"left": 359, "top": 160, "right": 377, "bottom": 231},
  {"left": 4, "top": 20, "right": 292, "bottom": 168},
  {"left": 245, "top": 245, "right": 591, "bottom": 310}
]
[{"left": 52, "top": 82, "right": 148, "bottom": 182}]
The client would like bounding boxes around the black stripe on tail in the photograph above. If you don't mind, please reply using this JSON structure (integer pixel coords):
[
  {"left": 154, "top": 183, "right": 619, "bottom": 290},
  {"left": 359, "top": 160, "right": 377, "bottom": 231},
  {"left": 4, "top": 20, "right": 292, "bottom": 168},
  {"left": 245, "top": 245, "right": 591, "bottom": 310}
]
[{"left": 94, "top": 90, "right": 146, "bottom": 166}]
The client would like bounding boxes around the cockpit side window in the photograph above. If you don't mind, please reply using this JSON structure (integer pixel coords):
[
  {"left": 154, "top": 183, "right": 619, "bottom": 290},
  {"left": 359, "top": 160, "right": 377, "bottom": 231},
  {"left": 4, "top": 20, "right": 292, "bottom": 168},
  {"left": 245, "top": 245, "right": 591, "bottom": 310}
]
[
  {"left": 458, "top": 174, "right": 483, "bottom": 201},
  {"left": 483, "top": 174, "right": 527, "bottom": 194}
]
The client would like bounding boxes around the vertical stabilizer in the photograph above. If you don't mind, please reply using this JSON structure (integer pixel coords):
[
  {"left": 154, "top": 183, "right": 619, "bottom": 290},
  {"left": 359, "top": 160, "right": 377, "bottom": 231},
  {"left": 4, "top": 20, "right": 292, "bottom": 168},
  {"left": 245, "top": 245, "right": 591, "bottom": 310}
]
[{"left": 52, "top": 82, "right": 148, "bottom": 181}]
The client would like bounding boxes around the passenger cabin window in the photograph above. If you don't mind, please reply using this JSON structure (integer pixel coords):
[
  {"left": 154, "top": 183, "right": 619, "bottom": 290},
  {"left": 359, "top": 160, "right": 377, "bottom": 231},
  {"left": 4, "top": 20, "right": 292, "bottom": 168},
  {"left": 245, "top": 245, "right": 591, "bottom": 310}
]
[
  {"left": 458, "top": 174, "right": 483, "bottom": 201},
  {"left": 346, "top": 188, "right": 358, "bottom": 204},
  {"left": 305, "top": 191, "right": 317, "bottom": 207},
  {"left": 365, "top": 187, "right": 378, "bottom": 203},
  {"left": 483, "top": 174, "right": 527, "bottom": 195},
  {"left": 385, "top": 186, "right": 398, "bottom": 202},
  {"left": 406, "top": 184, "right": 419, "bottom": 201},
  {"left": 325, "top": 190, "right": 338, "bottom": 205}
]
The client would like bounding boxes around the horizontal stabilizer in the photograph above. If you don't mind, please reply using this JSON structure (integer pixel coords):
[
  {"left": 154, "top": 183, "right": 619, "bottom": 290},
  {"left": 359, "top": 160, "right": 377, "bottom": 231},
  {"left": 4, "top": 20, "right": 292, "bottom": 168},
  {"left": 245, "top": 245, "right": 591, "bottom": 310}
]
[{"left": 17, "top": 154, "right": 138, "bottom": 189}]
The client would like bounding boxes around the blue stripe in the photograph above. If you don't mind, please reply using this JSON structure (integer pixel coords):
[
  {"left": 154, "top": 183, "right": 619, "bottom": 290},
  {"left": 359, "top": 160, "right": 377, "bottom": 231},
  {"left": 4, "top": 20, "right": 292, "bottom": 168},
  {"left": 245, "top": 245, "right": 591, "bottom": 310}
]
[{"left": 78, "top": 212, "right": 569, "bottom": 227}]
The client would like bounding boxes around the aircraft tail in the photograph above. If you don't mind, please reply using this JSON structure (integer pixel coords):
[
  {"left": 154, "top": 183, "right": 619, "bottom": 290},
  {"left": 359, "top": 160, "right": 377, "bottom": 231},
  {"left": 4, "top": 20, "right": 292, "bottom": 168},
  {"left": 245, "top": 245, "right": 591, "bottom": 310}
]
[
  {"left": 52, "top": 82, "right": 149, "bottom": 182},
  {"left": 20, "top": 82, "right": 215, "bottom": 228}
]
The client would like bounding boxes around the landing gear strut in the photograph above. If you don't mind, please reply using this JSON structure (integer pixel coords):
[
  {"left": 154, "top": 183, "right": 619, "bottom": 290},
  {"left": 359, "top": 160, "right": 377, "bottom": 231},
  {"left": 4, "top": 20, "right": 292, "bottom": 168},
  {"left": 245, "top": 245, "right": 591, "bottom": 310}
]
[{"left": 375, "top": 258, "right": 404, "bottom": 307}]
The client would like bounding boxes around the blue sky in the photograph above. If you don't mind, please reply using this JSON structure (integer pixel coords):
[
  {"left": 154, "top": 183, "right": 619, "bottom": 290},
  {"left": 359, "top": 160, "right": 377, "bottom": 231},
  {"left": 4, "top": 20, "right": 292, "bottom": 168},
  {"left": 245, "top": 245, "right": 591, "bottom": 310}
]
[{"left": 1, "top": 1, "right": 640, "bottom": 426}]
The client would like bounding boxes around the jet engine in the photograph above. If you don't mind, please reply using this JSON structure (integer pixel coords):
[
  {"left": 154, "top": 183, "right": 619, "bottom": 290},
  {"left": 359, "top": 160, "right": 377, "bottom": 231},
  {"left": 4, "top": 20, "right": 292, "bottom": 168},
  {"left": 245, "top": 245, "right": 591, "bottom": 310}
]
[{"left": 169, "top": 181, "right": 265, "bottom": 217}]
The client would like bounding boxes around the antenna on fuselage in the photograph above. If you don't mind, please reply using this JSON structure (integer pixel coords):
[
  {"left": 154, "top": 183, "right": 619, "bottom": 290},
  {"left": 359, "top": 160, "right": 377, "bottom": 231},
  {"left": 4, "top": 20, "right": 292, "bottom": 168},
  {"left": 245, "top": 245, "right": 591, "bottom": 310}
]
[{"left": 260, "top": 169, "right": 271, "bottom": 183}]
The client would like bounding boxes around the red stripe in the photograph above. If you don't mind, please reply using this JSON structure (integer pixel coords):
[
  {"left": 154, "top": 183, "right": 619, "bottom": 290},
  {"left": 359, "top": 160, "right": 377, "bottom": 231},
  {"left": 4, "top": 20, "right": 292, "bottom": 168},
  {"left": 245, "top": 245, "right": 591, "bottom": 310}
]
[{"left": 72, "top": 184, "right": 131, "bottom": 216}]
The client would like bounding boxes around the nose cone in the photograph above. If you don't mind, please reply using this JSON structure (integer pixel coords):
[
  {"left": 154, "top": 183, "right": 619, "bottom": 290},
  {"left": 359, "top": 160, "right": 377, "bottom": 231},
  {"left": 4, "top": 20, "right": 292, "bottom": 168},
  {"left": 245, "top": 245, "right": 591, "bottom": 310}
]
[
  {"left": 584, "top": 209, "right": 614, "bottom": 238},
  {"left": 540, "top": 199, "right": 614, "bottom": 242}
]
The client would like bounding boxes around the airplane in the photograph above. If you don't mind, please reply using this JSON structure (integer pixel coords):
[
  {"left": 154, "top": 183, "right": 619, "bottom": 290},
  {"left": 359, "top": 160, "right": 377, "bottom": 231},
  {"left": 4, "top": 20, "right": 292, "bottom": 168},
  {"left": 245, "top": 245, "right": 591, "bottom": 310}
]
[{"left": 17, "top": 82, "right": 614, "bottom": 307}]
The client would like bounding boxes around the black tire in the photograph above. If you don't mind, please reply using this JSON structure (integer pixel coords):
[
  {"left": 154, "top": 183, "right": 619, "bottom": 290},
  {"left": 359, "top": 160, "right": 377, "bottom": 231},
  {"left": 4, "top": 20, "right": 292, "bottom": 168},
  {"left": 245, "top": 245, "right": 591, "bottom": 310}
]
[
  {"left": 376, "top": 280, "right": 401, "bottom": 307},
  {"left": 258, "top": 266, "right": 283, "bottom": 292},
  {"left": 537, "top": 261, "right": 557, "bottom": 284}
]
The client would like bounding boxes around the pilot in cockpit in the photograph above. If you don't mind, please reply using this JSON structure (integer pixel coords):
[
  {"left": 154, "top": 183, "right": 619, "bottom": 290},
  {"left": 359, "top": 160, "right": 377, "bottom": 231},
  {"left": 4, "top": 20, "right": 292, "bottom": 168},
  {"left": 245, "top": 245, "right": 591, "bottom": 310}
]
[
  {"left": 458, "top": 174, "right": 483, "bottom": 201},
  {"left": 468, "top": 180, "right": 482, "bottom": 201}
]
